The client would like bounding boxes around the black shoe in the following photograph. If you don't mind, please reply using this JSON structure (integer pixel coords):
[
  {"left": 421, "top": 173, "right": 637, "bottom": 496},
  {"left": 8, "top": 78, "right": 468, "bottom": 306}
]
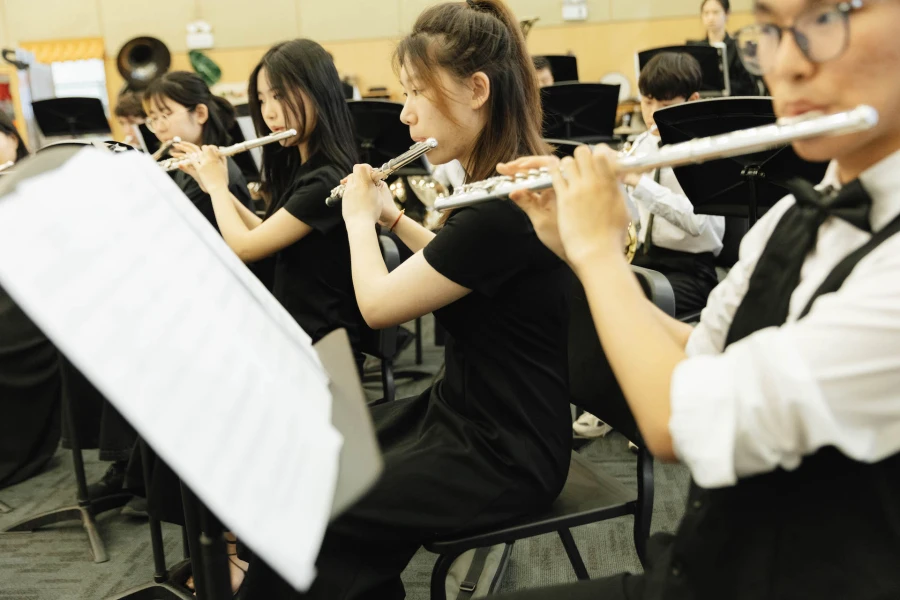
[
  {"left": 86, "top": 461, "right": 128, "bottom": 500},
  {"left": 120, "top": 496, "right": 148, "bottom": 518}
]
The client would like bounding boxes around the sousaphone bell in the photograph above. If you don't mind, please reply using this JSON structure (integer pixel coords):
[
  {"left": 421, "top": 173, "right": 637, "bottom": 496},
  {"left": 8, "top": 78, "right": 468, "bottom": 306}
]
[{"left": 117, "top": 36, "right": 171, "bottom": 91}]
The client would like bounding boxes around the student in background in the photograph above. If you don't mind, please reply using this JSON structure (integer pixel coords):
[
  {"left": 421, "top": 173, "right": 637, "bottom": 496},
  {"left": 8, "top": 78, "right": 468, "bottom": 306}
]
[
  {"left": 533, "top": 55, "right": 555, "bottom": 87},
  {"left": 689, "top": 0, "right": 760, "bottom": 95}
]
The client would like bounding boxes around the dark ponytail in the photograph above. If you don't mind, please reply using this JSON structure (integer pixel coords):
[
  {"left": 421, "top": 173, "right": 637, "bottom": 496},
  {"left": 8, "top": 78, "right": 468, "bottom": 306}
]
[
  {"left": 144, "top": 71, "right": 234, "bottom": 146},
  {"left": 395, "top": 0, "right": 549, "bottom": 183}
]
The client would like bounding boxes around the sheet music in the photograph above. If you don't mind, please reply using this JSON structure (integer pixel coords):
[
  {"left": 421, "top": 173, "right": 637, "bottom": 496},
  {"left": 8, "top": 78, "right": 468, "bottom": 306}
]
[{"left": 0, "top": 149, "right": 341, "bottom": 591}]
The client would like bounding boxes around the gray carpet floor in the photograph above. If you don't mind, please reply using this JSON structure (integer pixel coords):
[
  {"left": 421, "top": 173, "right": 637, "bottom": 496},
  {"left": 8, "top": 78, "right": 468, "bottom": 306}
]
[{"left": 0, "top": 316, "right": 690, "bottom": 599}]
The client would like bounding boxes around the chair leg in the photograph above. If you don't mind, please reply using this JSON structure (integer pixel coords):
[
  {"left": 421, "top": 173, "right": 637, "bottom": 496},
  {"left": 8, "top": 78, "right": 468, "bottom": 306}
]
[
  {"left": 557, "top": 529, "right": 590, "bottom": 580},
  {"left": 415, "top": 317, "right": 423, "bottom": 365},
  {"left": 633, "top": 448, "right": 654, "bottom": 568},
  {"left": 2, "top": 373, "right": 131, "bottom": 563},
  {"left": 381, "top": 358, "right": 396, "bottom": 404},
  {"left": 105, "top": 441, "right": 194, "bottom": 600},
  {"left": 429, "top": 552, "right": 460, "bottom": 600}
]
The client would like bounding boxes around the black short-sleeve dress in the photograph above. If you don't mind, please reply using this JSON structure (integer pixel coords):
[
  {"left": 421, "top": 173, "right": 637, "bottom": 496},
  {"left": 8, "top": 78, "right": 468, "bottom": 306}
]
[
  {"left": 268, "top": 153, "right": 364, "bottom": 362},
  {"left": 241, "top": 200, "right": 575, "bottom": 599},
  {"left": 171, "top": 157, "right": 254, "bottom": 233}
]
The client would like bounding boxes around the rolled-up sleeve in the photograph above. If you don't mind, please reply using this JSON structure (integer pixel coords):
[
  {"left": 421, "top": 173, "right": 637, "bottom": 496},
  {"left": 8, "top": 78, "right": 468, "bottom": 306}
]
[{"left": 669, "top": 245, "right": 900, "bottom": 488}]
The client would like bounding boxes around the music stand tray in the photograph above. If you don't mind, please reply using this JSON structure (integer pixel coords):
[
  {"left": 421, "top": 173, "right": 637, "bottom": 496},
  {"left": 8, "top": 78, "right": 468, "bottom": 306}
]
[
  {"left": 541, "top": 83, "right": 620, "bottom": 144},
  {"left": 32, "top": 97, "right": 112, "bottom": 138},
  {"left": 637, "top": 45, "right": 730, "bottom": 98},
  {"left": 347, "top": 100, "right": 429, "bottom": 174},
  {"left": 653, "top": 97, "right": 830, "bottom": 224},
  {"left": 540, "top": 55, "right": 579, "bottom": 83}
]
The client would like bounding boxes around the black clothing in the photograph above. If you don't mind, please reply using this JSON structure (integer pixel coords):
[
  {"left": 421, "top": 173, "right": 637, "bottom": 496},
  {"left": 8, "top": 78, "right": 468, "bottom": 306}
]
[
  {"left": 62, "top": 360, "right": 135, "bottom": 462},
  {"left": 495, "top": 184, "right": 900, "bottom": 600},
  {"left": 631, "top": 247, "right": 718, "bottom": 316},
  {"left": 170, "top": 156, "right": 254, "bottom": 233},
  {"left": 141, "top": 153, "right": 365, "bottom": 526},
  {"left": 689, "top": 34, "right": 760, "bottom": 96},
  {"left": 270, "top": 152, "right": 364, "bottom": 361},
  {"left": 726, "top": 178, "right": 872, "bottom": 345},
  {"left": 0, "top": 285, "right": 61, "bottom": 489},
  {"left": 242, "top": 200, "right": 573, "bottom": 599}
]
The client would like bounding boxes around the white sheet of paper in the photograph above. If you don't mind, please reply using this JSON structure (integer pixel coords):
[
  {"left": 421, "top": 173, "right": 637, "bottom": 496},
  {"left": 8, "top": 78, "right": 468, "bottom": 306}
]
[{"left": 0, "top": 149, "right": 342, "bottom": 591}]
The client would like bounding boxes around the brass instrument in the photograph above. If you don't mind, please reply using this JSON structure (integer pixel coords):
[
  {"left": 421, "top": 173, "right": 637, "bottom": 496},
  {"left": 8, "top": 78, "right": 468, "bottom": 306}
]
[
  {"left": 117, "top": 37, "right": 171, "bottom": 91},
  {"left": 433, "top": 106, "right": 879, "bottom": 211},
  {"left": 158, "top": 129, "right": 297, "bottom": 172},
  {"left": 325, "top": 138, "right": 438, "bottom": 206},
  {"left": 519, "top": 17, "right": 540, "bottom": 38}
]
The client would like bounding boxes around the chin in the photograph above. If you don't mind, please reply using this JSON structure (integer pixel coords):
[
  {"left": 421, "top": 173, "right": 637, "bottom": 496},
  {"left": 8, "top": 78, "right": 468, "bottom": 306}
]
[
  {"left": 792, "top": 133, "right": 865, "bottom": 166},
  {"left": 426, "top": 150, "right": 455, "bottom": 166}
]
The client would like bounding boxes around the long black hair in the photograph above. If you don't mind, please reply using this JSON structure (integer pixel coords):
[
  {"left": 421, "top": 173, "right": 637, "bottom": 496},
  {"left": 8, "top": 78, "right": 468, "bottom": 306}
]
[
  {"left": 248, "top": 39, "right": 358, "bottom": 214},
  {"left": 0, "top": 112, "right": 30, "bottom": 162},
  {"left": 143, "top": 71, "right": 235, "bottom": 147}
]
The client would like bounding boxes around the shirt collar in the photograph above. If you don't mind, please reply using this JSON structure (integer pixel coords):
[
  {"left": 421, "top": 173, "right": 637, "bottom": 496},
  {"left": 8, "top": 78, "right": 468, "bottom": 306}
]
[{"left": 819, "top": 148, "right": 900, "bottom": 231}]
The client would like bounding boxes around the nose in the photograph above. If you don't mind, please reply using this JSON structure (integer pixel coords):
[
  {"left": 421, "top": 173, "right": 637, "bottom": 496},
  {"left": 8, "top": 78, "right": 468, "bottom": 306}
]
[
  {"left": 768, "top": 27, "right": 815, "bottom": 85},
  {"left": 400, "top": 98, "right": 416, "bottom": 126},
  {"left": 263, "top": 102, "right": 278, "bottom": 124}
]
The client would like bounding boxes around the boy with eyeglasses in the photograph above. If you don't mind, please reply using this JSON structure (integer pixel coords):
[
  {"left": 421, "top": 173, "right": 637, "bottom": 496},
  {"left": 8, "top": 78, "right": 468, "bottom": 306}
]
[{"left": 499, "top": 0, "right": 900, "bottom": 598}]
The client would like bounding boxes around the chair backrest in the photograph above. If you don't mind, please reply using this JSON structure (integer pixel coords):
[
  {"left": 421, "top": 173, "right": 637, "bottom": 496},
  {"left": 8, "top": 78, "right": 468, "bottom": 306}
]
[
  {"left": 717, "top": 216, "right": 748, "bottom": 269},
  {"left": 541, "top": 83, "right": 620, "bottom": 144},
  {"left": 567, "top": 266, "right": 677, "bottom": 445},
  {"left": 568, "top": 278, "right": 640, "bottom": 444}
]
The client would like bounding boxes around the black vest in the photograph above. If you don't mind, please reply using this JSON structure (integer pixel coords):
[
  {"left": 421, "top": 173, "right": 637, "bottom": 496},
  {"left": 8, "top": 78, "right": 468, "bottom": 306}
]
[{"left": 644, "top": 210, "right": 900, "bottom": 600}]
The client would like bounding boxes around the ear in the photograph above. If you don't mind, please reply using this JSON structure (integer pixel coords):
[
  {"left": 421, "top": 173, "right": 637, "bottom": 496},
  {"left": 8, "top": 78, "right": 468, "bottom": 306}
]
[
  {"left": 688, "top": 92, "right": 701, "bottom": 102},
  {"left": 194, "top": 103, "right": 210, "bottom": 125},
  {"left": 469, "top": 72, "right": 490, "bottom": 110}
]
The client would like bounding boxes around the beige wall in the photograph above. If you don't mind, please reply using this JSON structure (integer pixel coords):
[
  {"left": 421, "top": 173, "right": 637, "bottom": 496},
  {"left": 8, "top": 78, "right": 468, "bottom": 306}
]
[
  {"left": 3, "top": 0, "right": 754, "bottom": 49},
  {"left": 0, "top": 0, "right": 755, "bottom": 138}
]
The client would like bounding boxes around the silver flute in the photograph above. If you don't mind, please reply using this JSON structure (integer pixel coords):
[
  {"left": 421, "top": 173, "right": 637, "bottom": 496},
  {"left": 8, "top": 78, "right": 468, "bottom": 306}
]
[
  {"left": 151, "top": 137, "right": 180, "bottom": 161},
  {"left": 433, "top": 105, "right": 879, "bottom": 211},
  {"left": 158, "top": 129, "right": 298, "bottom": 172},
  {"left": 325, "top": 138, "right": 438, "bottom": 206}
]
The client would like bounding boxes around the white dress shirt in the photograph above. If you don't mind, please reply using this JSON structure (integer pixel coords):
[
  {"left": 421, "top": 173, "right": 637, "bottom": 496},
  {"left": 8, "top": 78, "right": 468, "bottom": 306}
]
[
  {"left": 626, "top": 131, "right": 726, "bottom": 256},
  {"left": 429, "top": 159, "right": 467, "bottom": 191},
  {"left": 669, "top": 149, "right": 900, "bottom": 489}
]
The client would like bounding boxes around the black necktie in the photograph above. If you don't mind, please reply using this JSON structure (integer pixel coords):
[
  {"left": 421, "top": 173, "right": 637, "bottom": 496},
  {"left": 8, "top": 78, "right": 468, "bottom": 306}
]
[{"left": 724, "top": 178, "right": 873, "bottom": 347}]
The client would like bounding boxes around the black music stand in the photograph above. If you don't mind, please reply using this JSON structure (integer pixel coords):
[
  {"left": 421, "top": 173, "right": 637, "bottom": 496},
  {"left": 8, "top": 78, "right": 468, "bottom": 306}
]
[
  {"left": 32, "top": 97, "right": 112, "bottom": 138},
  {"left": 0, "top": 150, "right": 133, "bottom": 564},
  {"left": 654, "top": 97, "right": 830, "bottom": 225},
  {"left": 637, "top": 45, "right": 730, "bottom": 97},
  {"left": 346, "top": 99, "right": 432, "bottom": 228},
  {"left": 541, "top": 83, "right": 620, "bottom": 145},
  {"left": 346, "top": 100, "right": 429, "bottom": 173},
  {"left": 545, "top": 138, "right": 586, "bottom": 159},
  {"left": 540, "top": 55, "right": 579, "bottom": 83},
  {"left": 106, "top": 329, "right": 382, "bottom": 600}
]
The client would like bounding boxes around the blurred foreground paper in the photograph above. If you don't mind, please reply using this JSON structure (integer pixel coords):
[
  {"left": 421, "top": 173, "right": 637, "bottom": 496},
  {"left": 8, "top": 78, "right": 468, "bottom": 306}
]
[{"left": 0, "top": 149, "right": 340, "bottom": 591}]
